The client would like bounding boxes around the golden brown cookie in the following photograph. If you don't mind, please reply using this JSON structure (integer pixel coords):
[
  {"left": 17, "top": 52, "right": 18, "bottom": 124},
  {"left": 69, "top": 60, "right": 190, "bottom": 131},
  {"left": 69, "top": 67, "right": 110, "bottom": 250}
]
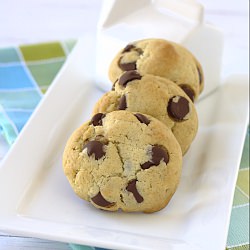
[
  {"left": 108, "top": 38, "right": 204, "bottom": 101},
  {"left": 94, "top": 71, "right": 198, "bottom": 154},
  {"left": 63, "top": 110, "right": 182, "bottom": 213}
]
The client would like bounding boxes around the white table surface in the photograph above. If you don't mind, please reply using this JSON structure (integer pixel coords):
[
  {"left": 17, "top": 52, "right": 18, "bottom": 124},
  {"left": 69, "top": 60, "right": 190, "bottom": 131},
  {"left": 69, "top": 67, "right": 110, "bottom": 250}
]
[{"left": 0, "top": 0, "right": 249, "bottom": 249}]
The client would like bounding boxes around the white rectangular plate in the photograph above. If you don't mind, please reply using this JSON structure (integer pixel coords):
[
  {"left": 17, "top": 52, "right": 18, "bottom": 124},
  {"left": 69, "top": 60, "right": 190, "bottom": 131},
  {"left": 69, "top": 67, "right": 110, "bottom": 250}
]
[{"left": 0, "top": 36, "right": 249, "bottom": 250}]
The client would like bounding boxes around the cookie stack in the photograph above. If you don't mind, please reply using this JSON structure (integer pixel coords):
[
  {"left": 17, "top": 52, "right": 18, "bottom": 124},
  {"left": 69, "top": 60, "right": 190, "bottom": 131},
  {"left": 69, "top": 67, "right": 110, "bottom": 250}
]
[{"left": 63, "top": 38, "right": 203, "bottom": 213}]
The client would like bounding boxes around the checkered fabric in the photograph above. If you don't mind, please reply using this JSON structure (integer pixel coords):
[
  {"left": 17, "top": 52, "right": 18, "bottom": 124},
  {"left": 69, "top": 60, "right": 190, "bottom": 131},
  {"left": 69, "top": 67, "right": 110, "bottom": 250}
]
[
  {"left": 0, "top": 41, "right": 249, "bottom": 250},
  {"left": 226, "top": 130, "right": 249, "bottom": 250},
  {"left": 0, "top": 40, "right": 75, "bottom": 144}
]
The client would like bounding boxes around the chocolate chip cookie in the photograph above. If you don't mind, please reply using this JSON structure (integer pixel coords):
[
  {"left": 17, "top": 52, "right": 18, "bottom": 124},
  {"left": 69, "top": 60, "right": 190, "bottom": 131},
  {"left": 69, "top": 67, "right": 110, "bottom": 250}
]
[
  {"left": 93, "top": 71, "right": 198, "bottom": 154},
  {"left": 108, "top": 38, "right": 204, "bottom": 101},
  {"left": 63, "top": 110, "right": 182, "bottom": 213}
]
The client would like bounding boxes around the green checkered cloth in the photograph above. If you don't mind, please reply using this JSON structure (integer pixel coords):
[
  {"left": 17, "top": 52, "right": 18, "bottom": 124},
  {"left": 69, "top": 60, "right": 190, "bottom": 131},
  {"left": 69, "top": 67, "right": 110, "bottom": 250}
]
[
  {"left": 0, "top": 41, "right": 249, "bottom": 250},
  {"left": 226, "top": 131, "right": 249, "bottom": 250},
  {"left": 0, "top": 40, "right": 76, "bottom": 144}
]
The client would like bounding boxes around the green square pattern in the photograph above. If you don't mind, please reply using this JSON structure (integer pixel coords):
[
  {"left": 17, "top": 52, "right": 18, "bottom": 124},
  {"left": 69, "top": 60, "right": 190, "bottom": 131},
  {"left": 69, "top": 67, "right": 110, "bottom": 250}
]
[
  {"left": 20, "top": 42, "right": 66, "bottom": 61},
  {"left": 232, "top": 187, "right": 249, "bottom": 206},
  {"left": 0, "top": 47, "right": 20, "bottom": 63},
  {"left": 227, "top": 205, "right": 250, "bottom": 247},
  {"left": 28, "top": 60, "right": 65, "bottom": 87},
  {"left": 237, "top": 169, "right": 249, "bottom": 197},
  {"left": 63, "top": 39, "right": 77, "bottom": 53},
  {"left": 40, "top": 86, "right": 49, "bottom": 94}
]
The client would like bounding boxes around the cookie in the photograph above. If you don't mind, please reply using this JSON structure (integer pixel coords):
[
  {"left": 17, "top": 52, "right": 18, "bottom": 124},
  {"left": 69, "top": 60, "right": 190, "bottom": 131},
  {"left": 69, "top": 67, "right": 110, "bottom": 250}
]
[
  {"left": 108, "top": 38, "right": 204, "bottom": 101},
  {"left": 93, "top": 71, "right": 198, "bottom": 154},
  {"left": 63, "top": 110, "right": 182, "bottom": 213}
]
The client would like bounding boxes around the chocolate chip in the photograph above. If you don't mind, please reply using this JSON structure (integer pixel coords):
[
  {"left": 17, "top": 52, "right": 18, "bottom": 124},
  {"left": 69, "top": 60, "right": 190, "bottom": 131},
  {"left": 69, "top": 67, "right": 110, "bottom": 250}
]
[
  {"left": 83, "top": 141, "right": 106, "bottom": 160},
  {"left": 119, "top": 70, "right": 142, "bottom": 87},
  {"left": 179, "top": 85, "right": 195, "bottom": 102},
  {"left": 122, "top": 44, "right": 143, "bottom": 55},
  {"left": 90, "top": 113, "right": 106, "bottom": 126},
  {"left": 118, "top": 58, "right": 137, "bottom": 71},
  {"left": 167, "top": 96, "right": 190, "bottom": 121},
  {"left": 122, "top": 44, "right": 136, "bottom": 53},
  {"left": 91, "top": 191, "right": 115, "bottom": 207},
  {"left": 126, "top": 179, "right": 144, "bottom": 203},
  {"left": 151, "top": 145, "right": 169, "bottom": 165},
  {"left": 141, "top": 145, "right": 169, "bottom": 169},
  {"left": 135, "top": 47, "right": 143, "bottom": 55},
  {"left": 118, "top": 95, "right": 127, "bottom": 110},
  {"left": 134, "top": 113, "right": 150, "bottom": 125},
  {"left": 141, "top": 161, "right": 154, "bottom": 170},
  {"left": 111, "top": 79, "right": 118, "bottom": 90},
  {"left": 197, "top": 67, "right": 203, "bottom": 85}
]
